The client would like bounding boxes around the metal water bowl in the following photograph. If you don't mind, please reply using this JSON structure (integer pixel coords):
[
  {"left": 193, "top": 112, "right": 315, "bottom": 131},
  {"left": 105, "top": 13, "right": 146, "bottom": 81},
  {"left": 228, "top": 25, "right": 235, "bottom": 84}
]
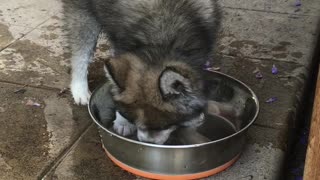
[{"left": 88, "top": 71, "right": 259, "bottom": 179}]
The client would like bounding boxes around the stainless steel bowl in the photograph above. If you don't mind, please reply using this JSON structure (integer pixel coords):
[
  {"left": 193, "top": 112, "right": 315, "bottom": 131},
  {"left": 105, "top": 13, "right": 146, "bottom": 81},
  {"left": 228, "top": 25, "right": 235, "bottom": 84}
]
[{"left": 88, "top": 71, "right": 259, "bottom": 179}]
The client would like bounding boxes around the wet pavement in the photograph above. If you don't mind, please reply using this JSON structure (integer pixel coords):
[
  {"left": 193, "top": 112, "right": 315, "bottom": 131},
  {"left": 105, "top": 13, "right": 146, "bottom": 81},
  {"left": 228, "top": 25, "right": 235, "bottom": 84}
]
[{"left": 0, "top": 0, "right": 319, "bottom": 179}]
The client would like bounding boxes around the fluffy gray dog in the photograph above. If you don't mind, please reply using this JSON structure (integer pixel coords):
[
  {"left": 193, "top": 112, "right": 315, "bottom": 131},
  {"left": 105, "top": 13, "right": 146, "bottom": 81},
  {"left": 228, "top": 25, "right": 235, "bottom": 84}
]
[{"left": 62, "top": 0, "right": 221, "bottom": 144}]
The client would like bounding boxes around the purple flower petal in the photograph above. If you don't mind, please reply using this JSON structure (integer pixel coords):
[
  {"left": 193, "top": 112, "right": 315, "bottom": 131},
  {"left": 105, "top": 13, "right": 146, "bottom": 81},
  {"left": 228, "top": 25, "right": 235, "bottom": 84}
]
[
  {"left": 255, "top": 72, "right": 263, "bottom": 79},
  {"left": 299, "top": 136, "right": 308, "bottom": 145},
  {"left": 272, "top": 64, "right": 278, "bottom": 74},
  {"left": 290, "top": 167, "right": 301, "bottom": 174},
  {"left": 265, "top": 97, "right": 277, "bottom": 103},
  {"left": 203, "top": 61, "right": 211, "bottom": 69},
  {"left": 295, "top": 0, "right": 302, "bottom": 7}
]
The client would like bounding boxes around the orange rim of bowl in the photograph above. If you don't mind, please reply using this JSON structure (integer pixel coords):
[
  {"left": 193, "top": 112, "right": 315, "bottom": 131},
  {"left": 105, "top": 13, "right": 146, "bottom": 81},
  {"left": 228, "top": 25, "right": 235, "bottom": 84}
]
[{"left": 103, "top": 146, "right": 240, "bottom": 180}]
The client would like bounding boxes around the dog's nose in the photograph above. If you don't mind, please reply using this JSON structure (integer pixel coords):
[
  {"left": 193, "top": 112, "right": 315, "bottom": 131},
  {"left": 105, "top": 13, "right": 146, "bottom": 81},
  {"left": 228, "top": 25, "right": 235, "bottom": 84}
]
[
  {"left": 190, "top": 98, "right": 205, "bottom": 113},
  {"left": 193, "top": 105, "right": 204, "bottom": 114}
]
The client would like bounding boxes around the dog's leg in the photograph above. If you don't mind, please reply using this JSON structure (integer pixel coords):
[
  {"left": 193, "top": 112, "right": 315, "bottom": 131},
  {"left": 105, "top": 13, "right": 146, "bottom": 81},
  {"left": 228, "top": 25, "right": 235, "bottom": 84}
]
[
  {"left": 70, "top": 22, "right": 100, "bottom": 105},
  {"left": 64, "top": 6, "right": 101, "bottom": 105},
  {"left": 113, "top": 112, "right": 137, "bottom": 137}
]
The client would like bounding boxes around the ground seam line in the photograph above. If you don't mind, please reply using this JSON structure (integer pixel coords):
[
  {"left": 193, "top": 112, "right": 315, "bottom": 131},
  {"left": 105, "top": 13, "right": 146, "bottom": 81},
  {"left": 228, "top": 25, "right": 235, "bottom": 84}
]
[
  {"left": 39, "top": 123, "right": 94, "bottom": 180},
  {"left": 0, "top": 12, "right": 58, "bottom": 52},
  {"left": 221, "top": 6, "right": 315, "bottom": 17},
  {"left": 0, "top": 79, "right": 63, "bottom": 92}
]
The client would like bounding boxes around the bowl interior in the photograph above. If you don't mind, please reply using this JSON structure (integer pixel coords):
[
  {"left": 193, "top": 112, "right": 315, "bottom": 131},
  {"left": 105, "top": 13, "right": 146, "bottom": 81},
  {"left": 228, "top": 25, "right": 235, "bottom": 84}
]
[{"left": 88, "top": 71, "right": 259, "bottom": 146}]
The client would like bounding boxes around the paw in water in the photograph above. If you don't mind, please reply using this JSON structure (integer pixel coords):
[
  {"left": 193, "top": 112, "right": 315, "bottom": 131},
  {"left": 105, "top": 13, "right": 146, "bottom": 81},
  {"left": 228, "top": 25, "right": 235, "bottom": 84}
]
[{"left": 113, "top": 112, "right": 136, "bottom": 136}]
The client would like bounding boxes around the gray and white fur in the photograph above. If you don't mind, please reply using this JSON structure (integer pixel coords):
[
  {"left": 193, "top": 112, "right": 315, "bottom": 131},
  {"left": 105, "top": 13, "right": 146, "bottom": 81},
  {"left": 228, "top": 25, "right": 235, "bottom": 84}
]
[{"left": 62, "top": 0, "right": 221, "bottom": 144}]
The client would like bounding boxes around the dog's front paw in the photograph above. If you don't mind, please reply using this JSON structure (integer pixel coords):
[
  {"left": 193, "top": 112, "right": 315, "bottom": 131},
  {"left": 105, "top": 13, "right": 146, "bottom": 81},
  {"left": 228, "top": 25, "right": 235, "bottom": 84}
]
[
  {"left": 71, "top": 80, "right": 91, "bottom": 105},
  {"left": 113, "top": 112, "right": 136, "bottom": 136}
]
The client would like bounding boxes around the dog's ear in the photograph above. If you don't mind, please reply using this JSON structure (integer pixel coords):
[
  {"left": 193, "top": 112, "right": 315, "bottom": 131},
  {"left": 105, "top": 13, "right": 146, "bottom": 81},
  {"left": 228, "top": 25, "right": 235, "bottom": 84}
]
[
  {"left": 159, "top": 68, "right": 192, "bottom": 97},
  {"left": 104, "top": 58, "right": 129, "bottom": 94},
  {"left": 159, "top": 66, "right": 205, "bottom": 114}
]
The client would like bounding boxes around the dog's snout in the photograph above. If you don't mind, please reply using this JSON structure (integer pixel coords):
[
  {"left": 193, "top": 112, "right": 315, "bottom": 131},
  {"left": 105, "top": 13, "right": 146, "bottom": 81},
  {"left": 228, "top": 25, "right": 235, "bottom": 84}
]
[
  {"left": 194, "top": 105, "right": 204, "bottom": 113},
  {"left": 137, "top": 126, "right": 177, "bottom": 144},
  {"left": 190, "top": 101, "right": 205, "bottom": 114}
]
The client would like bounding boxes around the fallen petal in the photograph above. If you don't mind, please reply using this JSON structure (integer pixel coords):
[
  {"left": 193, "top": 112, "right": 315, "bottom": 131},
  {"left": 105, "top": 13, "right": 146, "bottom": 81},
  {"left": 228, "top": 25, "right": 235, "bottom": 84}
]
[
  {"left": 33, "top": 103, "right": 41, "bottom": 107},
  {"left": 203, "top": 61, "right": 211, "bottom": 69},
  {"left": 25, "top": 99, "right": 35, "bottom": 106},
  {"left": 25, "top": 99, "right": 41, "bottom": 107},
  {"left": 272, "top": 64, "right": 278, "bottom": 74},
  {"left": 255, "top": 72, "right": 263, "bottom": 79},
  {"left": 265, "top": 97, "right": 277, "bottom": 103}
]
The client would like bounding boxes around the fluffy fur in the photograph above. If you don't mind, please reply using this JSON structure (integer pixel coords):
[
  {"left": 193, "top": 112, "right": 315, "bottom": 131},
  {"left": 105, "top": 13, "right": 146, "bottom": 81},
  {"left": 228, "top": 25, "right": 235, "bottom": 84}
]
[{"left": 62, "top": 0, "right": 221, "bottom": 144}]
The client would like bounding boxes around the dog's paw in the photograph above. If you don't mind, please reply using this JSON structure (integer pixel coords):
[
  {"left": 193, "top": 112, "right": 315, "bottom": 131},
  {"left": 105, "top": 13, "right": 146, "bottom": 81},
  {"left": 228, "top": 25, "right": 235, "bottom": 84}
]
[
  {"left": 71, "top": 80, "right": 91, "bottom": 105},
  {"left": 113, "top": 112, "right": 136, "bottom": 136}
]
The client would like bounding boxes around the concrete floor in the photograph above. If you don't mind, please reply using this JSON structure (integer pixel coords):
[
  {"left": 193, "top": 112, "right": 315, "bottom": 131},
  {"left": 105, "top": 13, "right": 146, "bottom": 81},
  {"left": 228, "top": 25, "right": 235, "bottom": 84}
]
[{"left": 0, "top": 0, "right": 319, "bottom": 179}]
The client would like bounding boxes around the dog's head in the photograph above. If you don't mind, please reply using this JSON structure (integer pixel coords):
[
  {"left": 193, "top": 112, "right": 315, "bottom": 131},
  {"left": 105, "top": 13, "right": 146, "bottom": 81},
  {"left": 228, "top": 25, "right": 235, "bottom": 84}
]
[{"left": 104, "top": 54, "right": 206, "bottom": 144}]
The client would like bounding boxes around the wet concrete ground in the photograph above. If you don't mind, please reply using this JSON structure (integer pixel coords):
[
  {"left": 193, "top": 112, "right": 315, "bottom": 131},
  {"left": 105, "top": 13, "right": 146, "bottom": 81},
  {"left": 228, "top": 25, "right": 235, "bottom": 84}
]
[{"left": 0, "top": 0, "right": 319, "bottom": 179}]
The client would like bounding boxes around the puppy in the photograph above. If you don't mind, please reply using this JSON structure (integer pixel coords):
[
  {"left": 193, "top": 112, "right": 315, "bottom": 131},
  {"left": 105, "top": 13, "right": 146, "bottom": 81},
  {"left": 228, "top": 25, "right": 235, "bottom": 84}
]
[{"left": 62, "top": 0, "right": 221, "bottom": 144}]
